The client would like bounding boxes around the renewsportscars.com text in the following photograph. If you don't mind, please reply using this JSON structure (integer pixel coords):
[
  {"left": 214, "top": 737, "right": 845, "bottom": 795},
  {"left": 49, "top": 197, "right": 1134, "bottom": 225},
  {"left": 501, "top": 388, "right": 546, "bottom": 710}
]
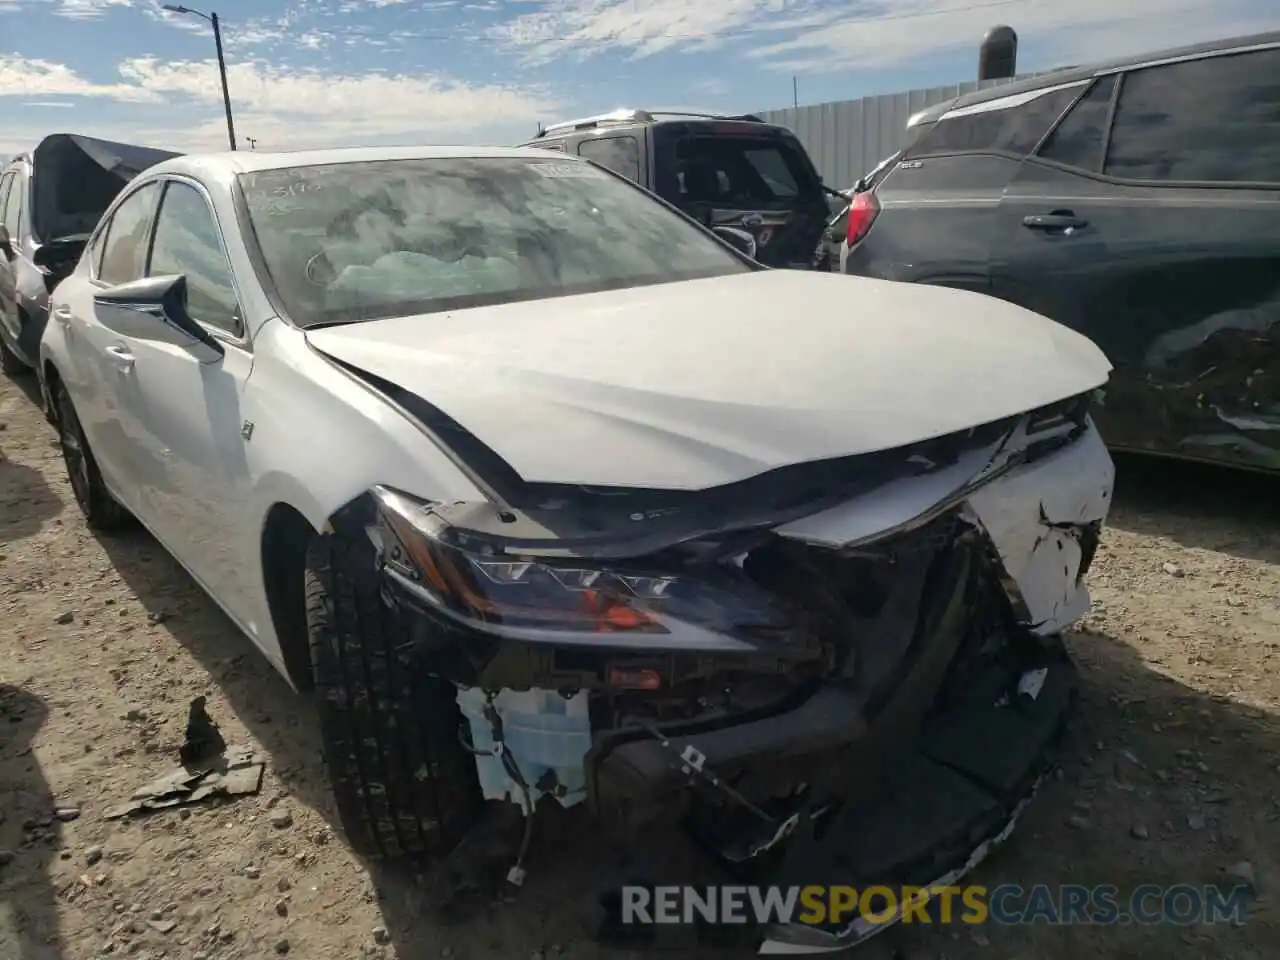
[{"left": 621, "top": 883, "right": 1251, "bottom": 927}]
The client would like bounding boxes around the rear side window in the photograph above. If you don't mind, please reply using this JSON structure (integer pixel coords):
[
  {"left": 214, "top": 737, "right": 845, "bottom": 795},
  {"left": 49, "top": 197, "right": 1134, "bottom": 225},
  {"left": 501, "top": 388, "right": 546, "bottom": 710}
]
[
  {"left": 1037, "top": 75, "right": 1117, "bottom": 171},
  {"left": 673, "top": 135, "right": 814, "bottom": 208},
  {"left": 905, "top": 83, "right": 1086, "bottom": 159},
  {"left": 1104, "top": 48, "right": 1280, "bottom": 183},
  {"left": 577, "top": 135, "right": 641, "bottom": 182}
]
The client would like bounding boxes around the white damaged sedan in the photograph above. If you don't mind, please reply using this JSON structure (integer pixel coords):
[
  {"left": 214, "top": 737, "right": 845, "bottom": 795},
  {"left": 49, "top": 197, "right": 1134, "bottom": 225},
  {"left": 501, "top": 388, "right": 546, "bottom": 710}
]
[{"left": 40, "top": 146, "right": 1113, "bottom": 953}]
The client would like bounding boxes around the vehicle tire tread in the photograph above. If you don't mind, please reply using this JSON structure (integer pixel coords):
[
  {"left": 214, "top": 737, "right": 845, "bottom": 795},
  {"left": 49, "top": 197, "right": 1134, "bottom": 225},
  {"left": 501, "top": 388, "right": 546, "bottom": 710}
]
[
  {"left": 305, "top": 534, "right": 479, "bottom": 861},
  {"left": 53, "top": 382, "right": 131, "bottom": 531}
]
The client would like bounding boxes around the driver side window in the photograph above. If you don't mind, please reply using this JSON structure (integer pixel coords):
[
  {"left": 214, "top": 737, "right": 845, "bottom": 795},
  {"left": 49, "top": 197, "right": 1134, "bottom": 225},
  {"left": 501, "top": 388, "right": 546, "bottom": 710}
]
[
  {"left": 148, "top": 181, "right": 241, "bottom": 336},
  {"left": 99, "top": 182, "right": 162, "bottom": 285}
]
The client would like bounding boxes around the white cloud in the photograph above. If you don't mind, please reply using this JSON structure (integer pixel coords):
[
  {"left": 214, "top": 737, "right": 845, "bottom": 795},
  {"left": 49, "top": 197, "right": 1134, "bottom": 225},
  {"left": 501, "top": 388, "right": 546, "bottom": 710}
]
[
  {"left": 491, "top": 0, "right": 797, "bottom": 62},
  {"left": 491, "top": 0, "right": 1280, "bottom": 72},
  {"left": 751, "top": 0, "right": 1280, "bottom": 73},
  {"left": 117, "top": 57, "right": 557, "bottom": 146},
  {"left": 0, "top": 54, "right": 558, "bottom": 157},
  {"left": 23, "top": 101, "right": 78, "bottom": 108},
  {"left": 0, "top": 56, "right": 160, "bottom": 103},
  {"left": 51, "top": 0, "right": 133, "bottom": 20}
]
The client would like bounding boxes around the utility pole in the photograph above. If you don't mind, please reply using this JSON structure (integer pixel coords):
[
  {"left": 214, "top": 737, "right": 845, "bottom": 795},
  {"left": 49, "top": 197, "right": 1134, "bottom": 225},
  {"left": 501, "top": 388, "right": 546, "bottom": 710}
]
[
  {"left": 792, "top": 76, "right": 798, "bottom": 108},
  {"left": 244, "top": 136, "right": 257, "bottom": 150},
  {"left": 163, "top": 5, "right": 237, "bottom": 150},
  {"left": 211, "top": 12, "right": 237, "bottom": 150}
]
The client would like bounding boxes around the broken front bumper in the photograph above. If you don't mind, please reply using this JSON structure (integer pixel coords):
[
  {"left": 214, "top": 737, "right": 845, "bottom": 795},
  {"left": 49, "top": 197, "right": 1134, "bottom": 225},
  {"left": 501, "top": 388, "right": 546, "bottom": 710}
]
[
  {"left": 365, "top": 418, "right": 1111, "bottom": 951},
  {"left": 756, "top": 653, "right": 1075, "bottom": 954}
]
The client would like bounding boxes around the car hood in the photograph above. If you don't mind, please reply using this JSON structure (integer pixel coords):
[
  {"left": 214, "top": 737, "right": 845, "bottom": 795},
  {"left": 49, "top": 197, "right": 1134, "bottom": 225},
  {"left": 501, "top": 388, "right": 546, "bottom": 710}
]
[{"left": 305, "top": 271, "right": 1111, "bottom": 490}]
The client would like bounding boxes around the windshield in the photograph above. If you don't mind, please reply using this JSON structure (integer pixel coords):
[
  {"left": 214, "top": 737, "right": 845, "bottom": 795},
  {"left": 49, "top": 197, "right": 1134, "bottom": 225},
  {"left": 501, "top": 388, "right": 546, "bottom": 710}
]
[{"left": 237, "top": 156, "right": 752, "bottom": 326}]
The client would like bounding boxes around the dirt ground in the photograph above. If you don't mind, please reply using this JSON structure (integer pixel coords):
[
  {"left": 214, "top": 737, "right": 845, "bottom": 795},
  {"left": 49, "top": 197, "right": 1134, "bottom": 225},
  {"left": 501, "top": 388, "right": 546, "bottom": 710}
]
[{"left": 1, "top": 369, "right": 1278, "bottom": 960}]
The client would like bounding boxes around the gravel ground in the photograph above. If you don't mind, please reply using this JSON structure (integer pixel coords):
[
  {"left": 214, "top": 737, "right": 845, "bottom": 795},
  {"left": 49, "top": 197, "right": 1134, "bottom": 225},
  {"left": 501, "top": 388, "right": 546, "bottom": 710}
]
[{"left": 2, "top": 370, "right": 1278, "bottom": 960}]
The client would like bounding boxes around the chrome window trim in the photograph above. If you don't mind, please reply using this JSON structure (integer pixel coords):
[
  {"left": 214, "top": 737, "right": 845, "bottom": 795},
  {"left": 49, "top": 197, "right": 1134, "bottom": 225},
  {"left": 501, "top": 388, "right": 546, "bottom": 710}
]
[{"left": 89, "top": 173, "right": 252, "bottom": 355}]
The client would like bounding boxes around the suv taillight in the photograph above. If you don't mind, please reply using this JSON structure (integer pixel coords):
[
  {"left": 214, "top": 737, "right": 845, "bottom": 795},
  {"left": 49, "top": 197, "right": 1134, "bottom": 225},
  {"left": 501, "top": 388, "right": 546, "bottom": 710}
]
[{"left": 846, "top": 191, "right": 879, "bottom": 248}]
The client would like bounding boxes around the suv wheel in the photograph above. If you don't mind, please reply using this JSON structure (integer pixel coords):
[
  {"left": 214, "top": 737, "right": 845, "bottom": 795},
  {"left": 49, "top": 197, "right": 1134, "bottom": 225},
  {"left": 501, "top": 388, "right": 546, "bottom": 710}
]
[
  {"left": 305, "top": 534, "right": 483, "bottom": 860},
  {"left": 52, "top": 380, "right": 130, "bottom": 530}
]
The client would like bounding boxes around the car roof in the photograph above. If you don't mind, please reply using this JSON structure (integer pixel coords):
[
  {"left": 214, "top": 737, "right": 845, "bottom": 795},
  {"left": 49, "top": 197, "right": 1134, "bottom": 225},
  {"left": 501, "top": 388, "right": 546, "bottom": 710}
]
[
  {"left": 945, "top": 29, "right": 1280, "bottom": 114},
  {"left": 527, "top": 109, "right": 788, "bottom": 142},
  {"left": 142, "top": 144, "right": 583, "bottom": 180}
]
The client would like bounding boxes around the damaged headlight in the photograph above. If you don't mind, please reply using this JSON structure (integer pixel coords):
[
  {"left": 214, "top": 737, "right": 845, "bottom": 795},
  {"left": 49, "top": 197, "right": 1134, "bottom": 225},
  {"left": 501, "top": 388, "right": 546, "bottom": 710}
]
[{"left": 370, "top": 488, "right": 791, "bottom": 641}]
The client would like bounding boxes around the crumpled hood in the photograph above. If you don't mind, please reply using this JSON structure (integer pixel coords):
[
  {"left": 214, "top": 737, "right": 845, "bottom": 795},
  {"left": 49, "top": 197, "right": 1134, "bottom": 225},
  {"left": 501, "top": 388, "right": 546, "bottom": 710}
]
[
  {"left": 31, "top": 133, "right": 180, "bottom": 242},
  {"left": 306, "top": 271, "right": 1111, "bottom": 490}
]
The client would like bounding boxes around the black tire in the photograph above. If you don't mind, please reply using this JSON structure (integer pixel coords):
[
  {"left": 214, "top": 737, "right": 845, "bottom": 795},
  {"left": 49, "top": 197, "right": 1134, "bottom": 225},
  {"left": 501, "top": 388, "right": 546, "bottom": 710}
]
[
  {"left": 52, "top": 379, "right": 130, "bottom": 531},
  {"left": 305, "top": 533, "right": 483, "bottom": 860},
  {"left": 0, "top": 331, "right": 30, "bottom": 376}
]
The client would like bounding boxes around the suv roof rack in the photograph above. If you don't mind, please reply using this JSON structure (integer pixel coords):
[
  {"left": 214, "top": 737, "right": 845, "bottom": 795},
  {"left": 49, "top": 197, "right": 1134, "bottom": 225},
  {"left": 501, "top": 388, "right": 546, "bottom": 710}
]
[{"left": 536, "top": 108, "right": 765, "bottom": 137}]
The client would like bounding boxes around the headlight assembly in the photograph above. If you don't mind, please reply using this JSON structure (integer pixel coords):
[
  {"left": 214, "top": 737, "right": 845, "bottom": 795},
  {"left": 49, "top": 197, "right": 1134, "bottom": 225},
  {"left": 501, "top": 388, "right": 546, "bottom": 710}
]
[{"left": 368, "top": 487, "right": 794, "bottom": 644}]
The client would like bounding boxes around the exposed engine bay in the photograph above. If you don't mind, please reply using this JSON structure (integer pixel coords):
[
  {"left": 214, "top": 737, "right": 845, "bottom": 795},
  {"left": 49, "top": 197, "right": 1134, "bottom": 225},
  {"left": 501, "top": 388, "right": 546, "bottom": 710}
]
[{"left": 331, "top": 389, "right": 1113, "bottom": 951}]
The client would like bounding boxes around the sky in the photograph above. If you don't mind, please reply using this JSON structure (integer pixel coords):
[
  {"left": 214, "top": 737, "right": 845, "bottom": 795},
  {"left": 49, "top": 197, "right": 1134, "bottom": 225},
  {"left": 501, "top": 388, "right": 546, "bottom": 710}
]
[{"left": 1, "top": 0, "right": 1277, "bottom": 157}]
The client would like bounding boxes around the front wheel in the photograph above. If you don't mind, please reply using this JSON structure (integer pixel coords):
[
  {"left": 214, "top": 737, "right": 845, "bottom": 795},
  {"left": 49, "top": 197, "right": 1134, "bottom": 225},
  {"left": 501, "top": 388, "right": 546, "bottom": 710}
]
[
  {"left": 52, "top": 380, "right": 130, "bottom": 531},
  {"left": 305, "top": 534, "right": 483, "bottom": 860}
]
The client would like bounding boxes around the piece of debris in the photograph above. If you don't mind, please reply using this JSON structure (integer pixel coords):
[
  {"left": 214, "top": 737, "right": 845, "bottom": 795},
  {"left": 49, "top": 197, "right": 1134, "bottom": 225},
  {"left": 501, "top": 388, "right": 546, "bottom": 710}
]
[
  {"left": 277, "top": 877, "right": 291, "bottom": 893},
  {"left": 180, "top": 697, "right": 227, "bottom": 767},
  {"left": 373, "top": 926, "right": 391, "bottom": 945},
  {"left": 147, "top": 610, "right": 171, "bottom": 625},
  {"left": 104, "top": 744, "right": 265, "bottom": 820},
  {"left": 244, "top": 865, "right": 261, "bottom": 879},
  {"left": 1066, "top": 814, "right": 1090, "bottom": 830},
  {"left": 268, "top": 810, "right": 293, "bottom": 830},
  {"left": 54, "top": 611, "right": 74, "bottom": 625},
  {"left": 54, "top": 806, "right": 81, "bottom": 822},
  {"left": 85, "top": 846, "right": 104, "bottom": 866},
  {"left": 1162, "top": 561, "right": 1185, "bottom": 578},
  {"left": 147, "top": 919, "right": 177, "bottom": 935},
  {"left": 1187, "top": 813, "right": 1206, "bottom": 831},
  {"left": 275, "top": 899, "right": 289, "bottom": 917},
  {"left": 1131, "top": 824, "right": 1149, "bottom": 840},
  {"left": 0, "top": 849, "right": 14, "bottom": 867},
  {"left": 1224, "top": 861, "right": 1256, "bottom": 891},
  {"left": 275, "top": 938, "right": 291, "bottom": 954}
]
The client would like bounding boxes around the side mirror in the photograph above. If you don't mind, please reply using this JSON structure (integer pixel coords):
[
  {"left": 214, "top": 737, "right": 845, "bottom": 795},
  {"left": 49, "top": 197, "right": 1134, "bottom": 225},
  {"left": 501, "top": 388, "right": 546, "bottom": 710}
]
[
  {"left": 32, "top": 236, "right": 87, "bottom": 278},
  {"left": 0, "top": 224, "right": 13, "bottom": 261},
  {"left": 713, "top": 225, "right": 757, "bottom": 260},
  {"left": 93, "top": 275, "right": 225, "bottom": 357}
]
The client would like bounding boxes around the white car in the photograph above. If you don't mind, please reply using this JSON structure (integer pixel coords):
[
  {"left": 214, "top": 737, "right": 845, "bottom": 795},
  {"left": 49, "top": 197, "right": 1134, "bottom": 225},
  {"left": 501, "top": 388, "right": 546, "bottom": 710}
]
[{"left": 41, "top": 145, "right": 1114, "bottom": 953}]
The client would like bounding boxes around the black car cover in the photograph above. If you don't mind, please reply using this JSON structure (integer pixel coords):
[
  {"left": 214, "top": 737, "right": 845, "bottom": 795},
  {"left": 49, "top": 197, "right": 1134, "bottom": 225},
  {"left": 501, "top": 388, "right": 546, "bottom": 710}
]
[{"left": 30, "top": 133, "right": 180, "bottom": 243}]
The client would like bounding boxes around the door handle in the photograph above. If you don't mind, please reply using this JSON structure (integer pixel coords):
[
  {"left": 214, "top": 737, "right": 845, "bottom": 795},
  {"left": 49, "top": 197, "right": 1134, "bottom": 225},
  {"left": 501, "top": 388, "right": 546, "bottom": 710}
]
[
  {"left": 1022, "top": 212, "right": 1088, "bottom": 231},
  {"left": 105, "top": 344, "right": 135, "bottom": 372}
]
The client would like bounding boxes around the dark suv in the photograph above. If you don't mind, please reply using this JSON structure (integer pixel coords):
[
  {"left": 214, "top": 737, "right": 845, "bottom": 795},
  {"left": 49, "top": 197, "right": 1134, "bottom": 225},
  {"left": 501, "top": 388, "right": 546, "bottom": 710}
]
[
  {"left": 0, "top": 134, "right": 178, "bottom": 379},
  {"left": 841, "top": 31, "right": 1280, "bottom": 474},
  {"left": 518, "top": 109, "right": 831, "bottom": 269}
]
